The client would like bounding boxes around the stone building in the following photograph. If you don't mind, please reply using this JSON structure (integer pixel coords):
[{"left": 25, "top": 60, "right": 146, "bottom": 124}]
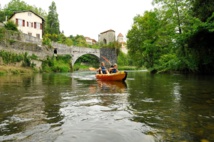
[
  {"left": 98, "top": 29, "right": 128, "bottom": 54},
  {"left": 85, "top": 37, "right": 97, "bottom": 45},
  {"left": 117, "top": 33, "right": 124, "bottom": 43},
  {"left": 117, "top": 33, "right": 127, "bottom": 54},
  {"left": 98, "top": 29, "right": 116, "bottom": 44}
]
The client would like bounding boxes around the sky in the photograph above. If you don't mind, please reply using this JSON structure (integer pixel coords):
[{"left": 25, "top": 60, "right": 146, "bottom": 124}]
[{"left": 1, "top": 0, "right": 154, "bottom": 41}]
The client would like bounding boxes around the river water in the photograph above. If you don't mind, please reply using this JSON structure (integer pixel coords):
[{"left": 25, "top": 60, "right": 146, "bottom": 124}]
[{"left": 0, "top": 71, "right": 214, "bottom": 142}]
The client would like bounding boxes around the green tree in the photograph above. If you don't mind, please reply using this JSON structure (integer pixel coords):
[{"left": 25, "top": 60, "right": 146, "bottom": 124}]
[
  {"left": 191, "top": 0, "right": 214, "bottom": 22},
  {"left": 4, "top": 20, "right": 18, "bottom": 31},
  {"left": 151, "top": 0, "right": 200, "bottom": 72},
  {"left": 0, "top": 10, "right": 5, "bottom": 22},
  {"left": 1, "top": 0, "right": 46, "bottom": 22},
  {"left": 65, "top": 37, "right": 73, "bottom": 46},
  {"left": 185, "top": 0, "right": 214, "bottom": 73},
  {"left": 127, "top": 11, "right": 163, "bottom": 69},
  {"left": 117, "top": 51, "right": 129, "bottom": 66},
  {"left": 69, "top": 35, "right": 87, "bottom": 47},
  {"left": 46, "top": 1, "right": 60, "bottom": 34}
]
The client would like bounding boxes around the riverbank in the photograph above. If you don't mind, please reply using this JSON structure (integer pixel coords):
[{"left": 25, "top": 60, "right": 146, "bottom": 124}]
[{"left": 0, "top": 65, "right": 34, "bottom": 75}]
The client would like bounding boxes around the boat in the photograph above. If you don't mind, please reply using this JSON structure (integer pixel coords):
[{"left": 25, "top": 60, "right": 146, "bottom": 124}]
[{"left": 96, "top": 71, "right": 127, "bottom": 81}]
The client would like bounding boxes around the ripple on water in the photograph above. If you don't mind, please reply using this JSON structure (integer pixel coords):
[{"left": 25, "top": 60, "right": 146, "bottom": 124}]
[{"left": 56, "top": 92, "right": 155, "bottom": 142}]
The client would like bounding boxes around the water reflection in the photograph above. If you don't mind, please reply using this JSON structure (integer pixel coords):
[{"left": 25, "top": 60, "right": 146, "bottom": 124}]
[
  {"left": 127, "top": 73, "right": 214, "bottom": 141},
  {"left": 57, "top": 76, "right": 153, "bottom": 142},
  {"left": 0, "top": 72, "right": 214, "bottom": 142},
  {"left": 97, "top": 80, "right": 127, "bottom": 93},
  {"left": 0, "top": 74, "right": 70, "bottom": 141}
]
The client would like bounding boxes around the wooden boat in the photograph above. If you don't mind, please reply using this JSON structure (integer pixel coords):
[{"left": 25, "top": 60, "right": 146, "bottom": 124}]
[{"left": 96, "top": 71, "right": 127, "bottom": 81}]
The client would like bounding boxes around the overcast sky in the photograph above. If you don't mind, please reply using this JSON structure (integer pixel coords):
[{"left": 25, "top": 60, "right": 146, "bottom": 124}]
[{"left": 1, "top": 0, "right": 154, "bottom": 41}]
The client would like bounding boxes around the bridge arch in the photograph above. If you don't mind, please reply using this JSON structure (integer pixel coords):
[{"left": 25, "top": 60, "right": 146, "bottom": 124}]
[
  {"left": 54, "top": 45, "right": 117, "bottom": 67},
  {"left": 71, "top": 46, "right": 100, "bottom": 66},
  {"left": 72, "top": 53, "right": 100, "bottom": 66}
]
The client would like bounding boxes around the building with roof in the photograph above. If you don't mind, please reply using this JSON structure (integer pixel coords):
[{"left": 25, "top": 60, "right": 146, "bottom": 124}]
[
  {"left": 9, "top": 10, "right": 45, "bottom": 39},
  {"left": 98, "top": 29, "right": 116, "bottom": 44},
  {"left": 117, "top": 33, "right": 127, "bottom": 54},
  {"left": 85, "top": 37, "right": 97, "bottom": 45},
  {"left": 117, "top": 33, "right": 124, "bottom": 43},
  {"left": 98, "top": 29, "right": 128, "bottom": 54}
]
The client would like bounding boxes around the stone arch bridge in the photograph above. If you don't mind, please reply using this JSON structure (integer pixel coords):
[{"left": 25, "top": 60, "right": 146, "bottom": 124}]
[{"left": 54, "top": 45, "right": 117, "bottom": 67}]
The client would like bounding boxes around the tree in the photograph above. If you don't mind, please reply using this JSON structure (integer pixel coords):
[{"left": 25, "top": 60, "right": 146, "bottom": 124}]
[
  {"left": 4, "top": 20, "right": 18, "bottom": 31},
  {"left": 185, "top": 0, "right": 214, "bottom": 73},
  {"left": 1, "top": 0, "right": 46, "bottom": 22},
  {"left": 127, "top": 11, "right": 163, "bottom": 69},
  {"left": 191, "top": 0, "right": 214, "bottom": 22},
  {"left": 69, "top": 35, "right": 87, "bottom": 47},
  {"left": 151, "top": 0, "right": 200, "bottom": 72},
  {"left": 0, "top": 10, "right": 5, "bottom": 22},
  {"left": 46, "top": 1, "right": 60, "bottom": 34}
]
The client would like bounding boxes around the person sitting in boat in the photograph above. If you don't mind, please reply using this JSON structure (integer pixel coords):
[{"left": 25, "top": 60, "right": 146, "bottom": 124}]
[
  {"left": 97, "top": 62, "right": 109, "bottom": 74},
  {"left": 109, "top": 63, "right": 118, "bottom": 73}
]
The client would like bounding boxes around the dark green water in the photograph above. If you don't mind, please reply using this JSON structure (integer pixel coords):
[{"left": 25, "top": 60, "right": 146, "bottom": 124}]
[{"left": 0, "top": 71, "right": 214, "bottom": 142}]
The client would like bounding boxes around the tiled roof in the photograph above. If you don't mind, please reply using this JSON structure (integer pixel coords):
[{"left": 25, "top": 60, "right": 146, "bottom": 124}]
[
  {"left": 100, "top": 29, "right": 115, "bottom": 34},
  {"left": 85, "top": 37, "right": 97, "bottom": 43},
  {"left": 117, "top": 33, "right": 123, "bottom": 37},
  {"left": 9, "top": 10, "right": 45, "bottom": 22}
]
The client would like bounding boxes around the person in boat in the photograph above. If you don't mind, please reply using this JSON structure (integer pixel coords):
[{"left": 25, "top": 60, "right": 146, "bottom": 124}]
[
  {"left": 97, "top": 62, "right": 109, "bottom": 74},
  {"left": 109, "top": 63, "right": 119, "bottom": 73}
]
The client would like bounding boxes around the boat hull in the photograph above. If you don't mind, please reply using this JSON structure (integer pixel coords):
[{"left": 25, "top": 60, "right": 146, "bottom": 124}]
[{"left": 96, "top": 71, "right": 127, "bottom": 81}]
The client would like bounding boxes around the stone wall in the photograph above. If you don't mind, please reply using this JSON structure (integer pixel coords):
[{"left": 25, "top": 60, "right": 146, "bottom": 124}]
[
  {"left": 3, "top": 30, "right": 42, "bottom": 45},
  {"left": 100, "top": 48, "right": 117, "bottom": 68},
  {"left": 0, "top": 40, "right": 52, "bottom": 60},
  {"left": 98, "top": 30, "right": 116, "bottom": 44}
]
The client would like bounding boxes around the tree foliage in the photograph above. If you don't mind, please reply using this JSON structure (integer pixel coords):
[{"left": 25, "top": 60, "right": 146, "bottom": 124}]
[
  {"left": 185, "top": 0, "right": 214, "bottom": 73},
  {"left": 0, "top": 0, "right": 46, "bottom": 22},
  {"left": 127, "top": 0, "right": 214, "bottom": 74},
  {"left": 127, "top": 11, "right": 165, "bottom": 69},
  {"left": 69, "top": 35, "right": 87, "bottom": 47},
  {"left": 46, "top": 1, "right": 60, "bottom": 35},
  {"left": 4, "top": 21, "right": 18, "bottom": 31},
  {"left": 191, "top": 0, "right": 214, "bottom": 22}
]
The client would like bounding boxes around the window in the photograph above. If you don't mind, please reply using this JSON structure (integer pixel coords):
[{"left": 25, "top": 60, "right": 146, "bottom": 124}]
[
  {"left": 16, "top": 19, "right": 25, "bottom": 27},
  {"left": 28, "top": 12, "right": 32, "bottom": 16},
  {"left": 27, "top": 22, "right": 33, "bottom": 27},
  {"left": 34, "top": 22, "right": 42, "bottom": 30},
  {"left": 36, "top": 22, "right": 40, "bottom": 29},
  {"left": 22, "top": 20, "right": 25, "bottom": 27},
  {"left": 28, "top": 32, "right": 32, "bottom": 36},
  {"left": 18, "top": 19, "right": 22, "bottom": 27}
]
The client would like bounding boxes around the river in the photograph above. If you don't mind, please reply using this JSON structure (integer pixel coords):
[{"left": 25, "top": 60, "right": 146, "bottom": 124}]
[{"left": 0, "top": 71, "right": 214, "bottom": 142}]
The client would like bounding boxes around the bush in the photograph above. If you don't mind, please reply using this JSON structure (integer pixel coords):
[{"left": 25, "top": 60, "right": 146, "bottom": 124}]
[
  {"left": 0, "top": 28, "right": 5, "bottom": 40},
  {"left": 0, "top": 50, "right": 24, "bottom": 63},
  {"left": 4, "top": 21, "right": 18, "bottom": 31},
  {"left": 117, "top": 51, "right": 129, "bottom": 66},
  {"left": 42, "top": 55, "right": 71, "bottom": 72}
]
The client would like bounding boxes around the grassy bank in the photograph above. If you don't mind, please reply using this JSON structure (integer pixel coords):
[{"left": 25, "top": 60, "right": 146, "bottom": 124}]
[{"left": 0, "top": 65, "right": 34, "bottom": 75}]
